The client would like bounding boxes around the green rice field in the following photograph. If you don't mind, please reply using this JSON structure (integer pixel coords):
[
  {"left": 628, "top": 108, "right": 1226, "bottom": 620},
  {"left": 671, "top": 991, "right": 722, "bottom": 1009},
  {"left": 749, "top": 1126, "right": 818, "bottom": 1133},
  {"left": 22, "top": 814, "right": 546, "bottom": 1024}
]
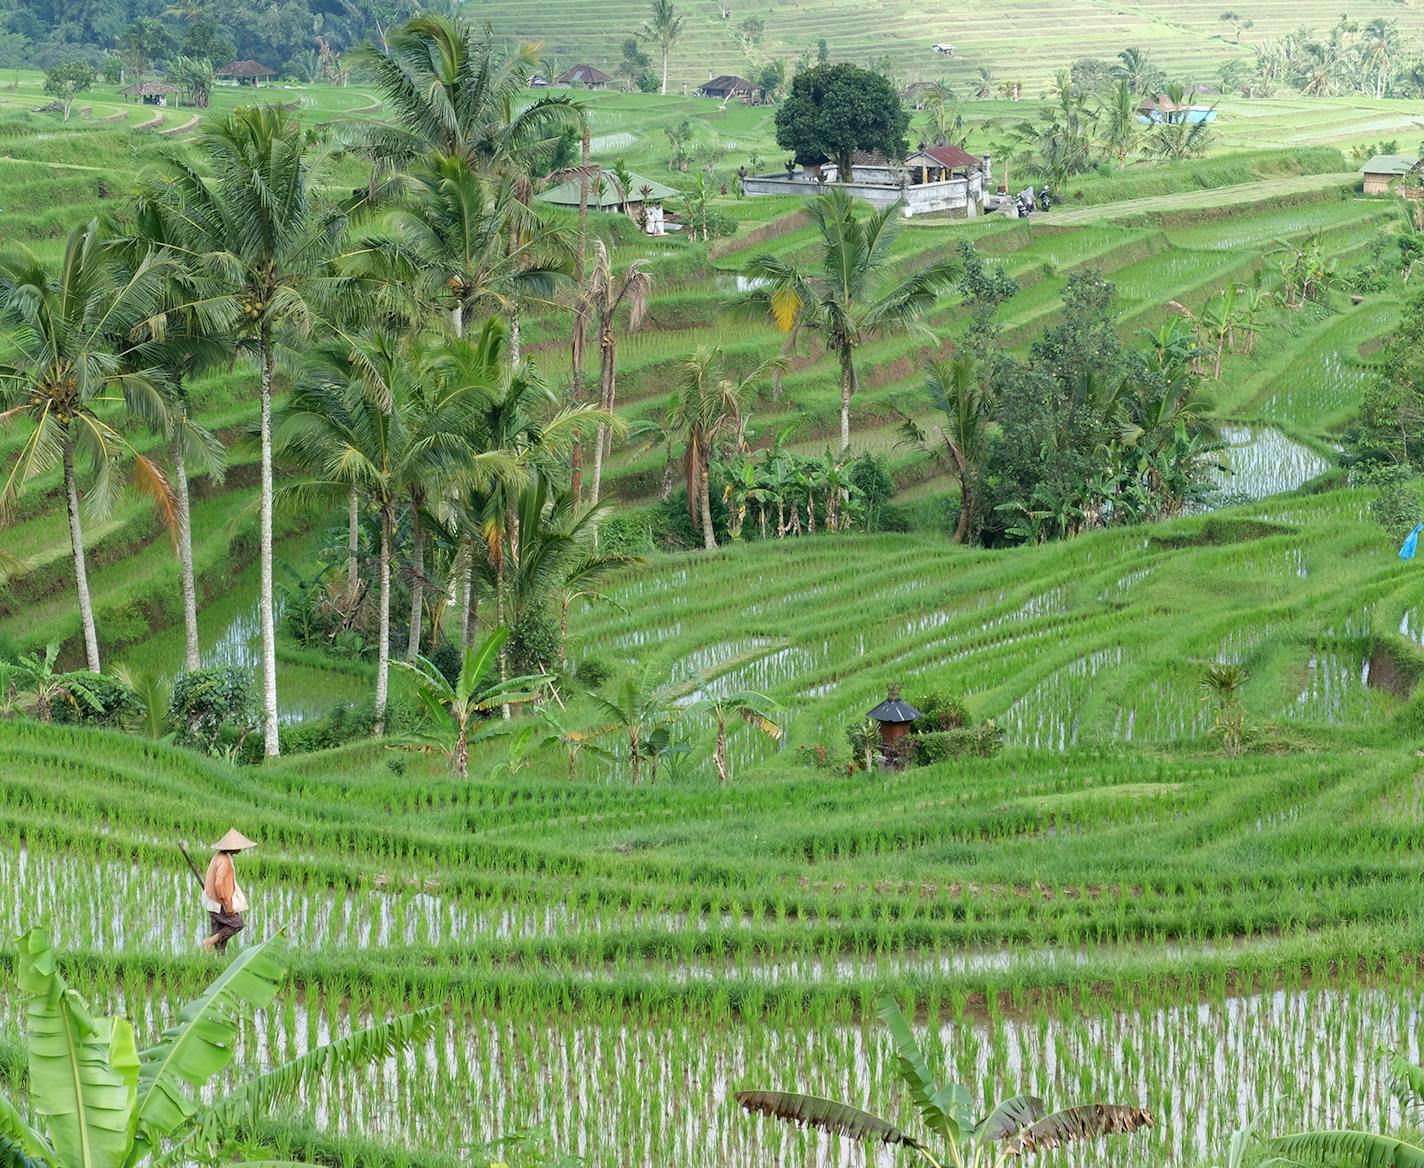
[{"left": 1, "top": 55, "right": 1424, "bottom": 1168}]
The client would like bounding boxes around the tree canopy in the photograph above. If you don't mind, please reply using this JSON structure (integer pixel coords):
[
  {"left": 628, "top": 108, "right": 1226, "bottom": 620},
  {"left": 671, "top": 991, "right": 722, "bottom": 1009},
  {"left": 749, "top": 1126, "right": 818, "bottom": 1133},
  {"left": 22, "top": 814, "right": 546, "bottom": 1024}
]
[{"left": 774, "top": 62, "right": 909, "bottom": 178}]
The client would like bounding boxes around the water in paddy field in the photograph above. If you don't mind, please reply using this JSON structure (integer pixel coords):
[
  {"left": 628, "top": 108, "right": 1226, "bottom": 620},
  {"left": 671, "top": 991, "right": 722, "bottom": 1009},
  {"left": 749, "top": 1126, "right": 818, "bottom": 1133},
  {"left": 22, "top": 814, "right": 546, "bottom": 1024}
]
[
  {"left": 1205, "top": 425, "right": 1331, "bottom": 504},
  {"left": 6, "top": 970, "right": 1417, "bottom": 1168}
]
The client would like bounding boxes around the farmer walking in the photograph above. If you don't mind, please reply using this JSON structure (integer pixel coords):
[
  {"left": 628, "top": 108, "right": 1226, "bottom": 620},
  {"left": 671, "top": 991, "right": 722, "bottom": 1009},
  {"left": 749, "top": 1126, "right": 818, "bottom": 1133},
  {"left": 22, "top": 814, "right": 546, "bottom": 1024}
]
[{"left": 201, "top": 828, "right": 256, "bottom": 953}]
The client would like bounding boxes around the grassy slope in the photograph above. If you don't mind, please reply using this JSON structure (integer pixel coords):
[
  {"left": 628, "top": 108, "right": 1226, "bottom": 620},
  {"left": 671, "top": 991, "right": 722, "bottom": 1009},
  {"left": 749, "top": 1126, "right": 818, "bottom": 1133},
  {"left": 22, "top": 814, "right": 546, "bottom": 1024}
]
[{"left": 477, "top": 0, "right": 1424, "bottom": 90}]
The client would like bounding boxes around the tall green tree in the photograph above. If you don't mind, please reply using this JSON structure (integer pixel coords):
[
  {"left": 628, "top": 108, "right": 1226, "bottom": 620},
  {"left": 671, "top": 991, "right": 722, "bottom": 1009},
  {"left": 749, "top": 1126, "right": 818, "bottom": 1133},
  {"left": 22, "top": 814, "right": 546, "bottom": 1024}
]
[
  {"left": 640, "top": 0, "right": 683, "bottom": 95},
  {"left": 352, "top": 15, "right": 583, "bottom": 175},
  {"left": 160, "top": 105, "right": 346, "bottom": 757},
  {"left": 775, "top": 62, "right": 909, "bottom": 180},
  {"left": 666, "top": 348, "right": 782, "bottom": 549},
  {"left": 0, "top": 222, "right": 175, "bottom": 673},
  {"left": 1097, "top": 78, "right": 1141, "bottom": 167},
  {"left": 899, "top": 355, "right": 994, "bottom": 543},
  {"left": 746, "top": 188, "right": 956, "bottom": 451},
  {"left": 108, "top": 194, "right": 230, "bottom": 672},
  {"left": 576, "top": 239, "right": 651, "bottom": 505}
]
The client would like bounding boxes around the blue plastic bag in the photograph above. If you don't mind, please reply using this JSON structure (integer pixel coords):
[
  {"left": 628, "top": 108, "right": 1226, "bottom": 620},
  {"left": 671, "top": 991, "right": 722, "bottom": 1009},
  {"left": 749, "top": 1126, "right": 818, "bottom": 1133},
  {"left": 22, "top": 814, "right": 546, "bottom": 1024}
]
[{"left": 1401, "top": 523, "right": 1424, "bottom": 561}]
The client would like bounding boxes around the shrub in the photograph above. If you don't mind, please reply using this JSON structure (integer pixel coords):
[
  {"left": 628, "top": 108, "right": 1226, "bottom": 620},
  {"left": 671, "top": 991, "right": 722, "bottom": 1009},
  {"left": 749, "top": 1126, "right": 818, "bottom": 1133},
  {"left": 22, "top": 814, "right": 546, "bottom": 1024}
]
[
  {"left": 911, "top": 722, "right": 1004, "bottom": 763},
  {"left": 509, "top": 609, "right": 561, "bottom": 675},
  {"left": 849, "top": 454, "right": 895, "bottom": 531},
  {"left": 50, "top": 673, "right": 139, "bottom": 729},
  {"left": 169, "top": 667, "right": 257, "bottom": 755},
  {"left": 1364, "top": 464, "right": 1422, "bottom": 542},
  {"left": 570, "top": 655, "right": 614, "bottom": 689},
  {"left": 912, "top": 690, "right": 969, "bottom": 732}
]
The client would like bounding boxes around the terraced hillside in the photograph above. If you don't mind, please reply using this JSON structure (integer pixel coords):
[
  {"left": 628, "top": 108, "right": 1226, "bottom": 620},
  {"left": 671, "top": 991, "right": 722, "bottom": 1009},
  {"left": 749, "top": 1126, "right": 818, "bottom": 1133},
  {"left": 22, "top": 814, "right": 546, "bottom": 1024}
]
[
  {"left": 5, "top": 486, "right": 1424, "bottom": 1167},
  {"left": 481, "top": 0, "right": 1424, "bottom": 91}
]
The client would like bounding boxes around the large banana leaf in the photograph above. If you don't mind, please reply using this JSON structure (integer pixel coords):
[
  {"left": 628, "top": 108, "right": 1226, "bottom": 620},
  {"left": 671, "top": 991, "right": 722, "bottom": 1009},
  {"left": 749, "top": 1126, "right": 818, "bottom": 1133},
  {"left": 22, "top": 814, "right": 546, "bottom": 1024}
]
[
  {"left": 129, "top": 932, "right": 288, "bottom": 1160},
  {"left": 735, "top": 1091, "right": 923, "bottom": 1148},
  {"left": 975, "top": 1095, "right": 1045, "bottom": 1143},
  {"left": 1267, "top": 1131, "right": 1424, "bottom": 1168},
  {"left": 0, "top": 1094, "right": 53, "bottom": 1164},
  {"left": 1386, "top": 1051, "right": 1424, "bottom": 1111},
  {"left": 875, "top": 994, "right": 969, "bottom": 1149},
  {"left": 1008, "top": 1103, "right": 1154, "bottom": 1154},
  {"left": 17, "top": 928, "right": 139, "bottom": 1168},
  {"left": 160, "top": 1008, "right": 440, "bottom": 1164}
]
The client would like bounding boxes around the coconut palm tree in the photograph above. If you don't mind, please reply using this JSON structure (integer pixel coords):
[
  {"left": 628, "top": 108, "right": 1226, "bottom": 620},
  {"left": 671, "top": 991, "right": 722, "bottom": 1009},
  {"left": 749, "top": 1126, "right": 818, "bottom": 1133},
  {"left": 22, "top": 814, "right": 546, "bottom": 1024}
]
[
  {"left": 351, "top": 14, "right": 582, "bottom": 176},
  {"left": 1142, "top": 84, "right": 1215, "bottom": 161},
  {"left": 584, "top": 665, "right": 680, "bottom": 786},
  {"left": 396, "top": 626, "right": 541, "bottom": 776},
  {"left": 1361, "top": 17, "right": 1400, "bottom": 98},
  {"left": 348, "top": 156, "right": 572, "bottom": 341},
  {"left": 685, "top": 688, "right": 781, "bottom": 785},
  {"left": 434, "top": 321, "right": 606, "bottom": 699},
  {"left": 739, "top": 992, "right": 1154, "bottom": 1167},
  {"left": 666, "top": 348, "right": 784, "bottom": 550},
  {"left": 0, "top": 221, "right": 176, "bottom": 673},
  {"left": 745, "top": 189, "right": 956, "bottom": 451},
  {"left": 641, "top": 0, "right": 684, "bottom": 95},
  {"left": 108, "top": 192, "right": 230, "bottom": 672},
  {"left": 0, "top": 927, "right": 436, "bottom": 1168},
  {"left": 276, "top": 328, "right": 518, "bottom": 734},
  {"left": 1097, "top": 78, "right": 1140, "bottom": 167},
  {"left": 898, "top": 355, "right": 994, "bottom": 543},
  {"left": 159, "top": 104, "right": 348, "bottom": 757},
  {"left": 577, "top": 239, "right": 652, "bottom": 505}
]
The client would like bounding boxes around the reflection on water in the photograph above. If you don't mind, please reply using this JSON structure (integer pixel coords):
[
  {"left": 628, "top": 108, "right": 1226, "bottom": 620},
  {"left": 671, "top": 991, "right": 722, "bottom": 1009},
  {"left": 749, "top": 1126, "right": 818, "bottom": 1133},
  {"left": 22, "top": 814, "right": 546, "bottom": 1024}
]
[{"left": 1208, "top": 425, "right": 1331, "bottom": 504}]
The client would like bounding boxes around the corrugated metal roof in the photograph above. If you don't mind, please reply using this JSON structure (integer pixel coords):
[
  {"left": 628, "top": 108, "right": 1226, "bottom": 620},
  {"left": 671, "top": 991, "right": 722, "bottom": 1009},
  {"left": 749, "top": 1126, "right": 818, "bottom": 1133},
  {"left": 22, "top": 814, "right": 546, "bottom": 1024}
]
[{"left": 1362, "top": 155, "right": 1421, "bottom": 176}]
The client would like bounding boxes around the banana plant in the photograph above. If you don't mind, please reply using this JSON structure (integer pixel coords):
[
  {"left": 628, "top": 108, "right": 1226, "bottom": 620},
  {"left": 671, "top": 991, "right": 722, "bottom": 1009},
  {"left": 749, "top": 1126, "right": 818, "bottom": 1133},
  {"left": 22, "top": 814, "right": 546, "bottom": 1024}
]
[
  {"left": 1262, "top": 1048, "right": 1424, "bottom": 1167},
  {"left": 0, "top": 927, "right": 438, "bottom": 1168},
  {"left": 737, "top": 993, "right": 1153, "bottom": 1167}
]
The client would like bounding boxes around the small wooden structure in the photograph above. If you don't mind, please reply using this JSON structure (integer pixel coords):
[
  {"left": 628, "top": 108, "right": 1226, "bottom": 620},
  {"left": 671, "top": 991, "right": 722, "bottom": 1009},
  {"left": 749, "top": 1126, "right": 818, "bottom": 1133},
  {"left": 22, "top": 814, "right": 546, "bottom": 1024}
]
[
  {"left": 866, "top": 685, "right": 921, "bottom": 767},
  {"left": 697, "top": 74, "right": 759, "bottom": 102},
  {"left": 1362, "top": 154, "right": 1423, "bottom": 197},
  {"left": 535, "top": 166, "right": 679, "bottom": 212},
  {"left": 905, "top": 143, "right": 985, "bottom": 184},
  {"left": 216, "top": 60, "right": 275, "bottom": 87},
  {"left": 555, "top": 64, "right": 612, "bottom": 89},
  {"left": 120, "top": 80, "right": 180, "bottom": 106}
]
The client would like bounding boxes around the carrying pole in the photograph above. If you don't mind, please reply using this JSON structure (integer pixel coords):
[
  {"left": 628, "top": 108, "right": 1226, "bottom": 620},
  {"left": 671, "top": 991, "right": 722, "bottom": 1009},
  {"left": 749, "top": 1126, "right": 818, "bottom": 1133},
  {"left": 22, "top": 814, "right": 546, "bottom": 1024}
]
[{"left": 178, "top": 841, "right": 204, "bottom": 889}]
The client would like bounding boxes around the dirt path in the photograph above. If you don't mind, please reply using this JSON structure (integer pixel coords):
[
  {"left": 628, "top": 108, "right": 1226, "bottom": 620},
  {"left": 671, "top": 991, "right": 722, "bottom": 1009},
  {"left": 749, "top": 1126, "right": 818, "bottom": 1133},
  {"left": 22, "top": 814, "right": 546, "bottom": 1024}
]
[{"left": 1035, "top": 171, "right": 1359, "bottom": 225}]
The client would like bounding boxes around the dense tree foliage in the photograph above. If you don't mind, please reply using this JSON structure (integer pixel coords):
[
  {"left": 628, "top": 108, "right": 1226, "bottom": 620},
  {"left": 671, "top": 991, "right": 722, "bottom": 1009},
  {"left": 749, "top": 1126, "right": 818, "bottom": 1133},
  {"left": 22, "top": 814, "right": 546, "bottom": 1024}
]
[
  {"left": 0, "top": 0, "right": 419, "bottom": 75},
  {"left": 774, "top": 62, "right": 909, "bottom": 178}
]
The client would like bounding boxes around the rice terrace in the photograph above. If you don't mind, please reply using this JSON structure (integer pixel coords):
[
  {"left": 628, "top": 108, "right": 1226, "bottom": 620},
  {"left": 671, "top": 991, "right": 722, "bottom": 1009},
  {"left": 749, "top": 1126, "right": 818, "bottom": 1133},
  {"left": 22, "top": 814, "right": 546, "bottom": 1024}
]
[{"left": 5, "top": 1, "right": 1424, "bottom": 1167}]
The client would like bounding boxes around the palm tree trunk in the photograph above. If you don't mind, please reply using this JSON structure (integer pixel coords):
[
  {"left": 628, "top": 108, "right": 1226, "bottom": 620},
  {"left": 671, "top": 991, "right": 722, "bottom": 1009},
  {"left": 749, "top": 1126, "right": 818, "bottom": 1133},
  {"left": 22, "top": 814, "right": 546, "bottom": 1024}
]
[
  {"left": 700, "top": 461, "right": 717, "bottom": 550},
  {"left": 62, "top": 436, "right": 101, "bottom": 673},
  {"left": 571, "top": 126, "right": 591, "bottom": 501},
  {"left": 457, "top": 537, "right": 472, "bottom": 648},
  {"left": 258, "top": 331, "right": 280, "bottom": 757},
  {"left": 455, "top": 718, "right": 469, "bottom": 778},
  {"left": 172, "top": 429, "right": 201, "bottom": 672},
  {"left": 374, "top": 509, "right": 391, "bottom": 736},
  {"left": 405, "top": 505, "right": 423, "bottom": 662},
  {"left": 496, "top": 538, "right": 510, "bottom": 720},
  {"left": 590, "top": 320, "right": 616, "bottom": 505},
  {"left": 510, "top": 307, "right": 521, "bottom": 367},
  {"left": 838, "top": 345, "right": 856, "bottom": 452},
  {"left": 346, "top": 485, "right": 360, "bottom": 600},
  {"left": 661, "top": 49, "right": 669, "bottom": 95},
  {"left": 953, "top": 473, "right": 973, "bottom": 543},
  {"left": 560, "top": 591, "right": 571, "bottom": 666},
  {"left": 451, "top": 303, "right": 463, "bottom": 338}
]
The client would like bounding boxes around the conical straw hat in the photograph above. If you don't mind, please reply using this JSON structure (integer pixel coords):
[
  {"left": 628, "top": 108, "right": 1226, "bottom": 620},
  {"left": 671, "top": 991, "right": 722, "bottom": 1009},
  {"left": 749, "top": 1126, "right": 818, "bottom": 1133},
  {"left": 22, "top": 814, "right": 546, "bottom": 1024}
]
[{"left": 211, "top": 828, "right": 258, "bottom": 852}]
